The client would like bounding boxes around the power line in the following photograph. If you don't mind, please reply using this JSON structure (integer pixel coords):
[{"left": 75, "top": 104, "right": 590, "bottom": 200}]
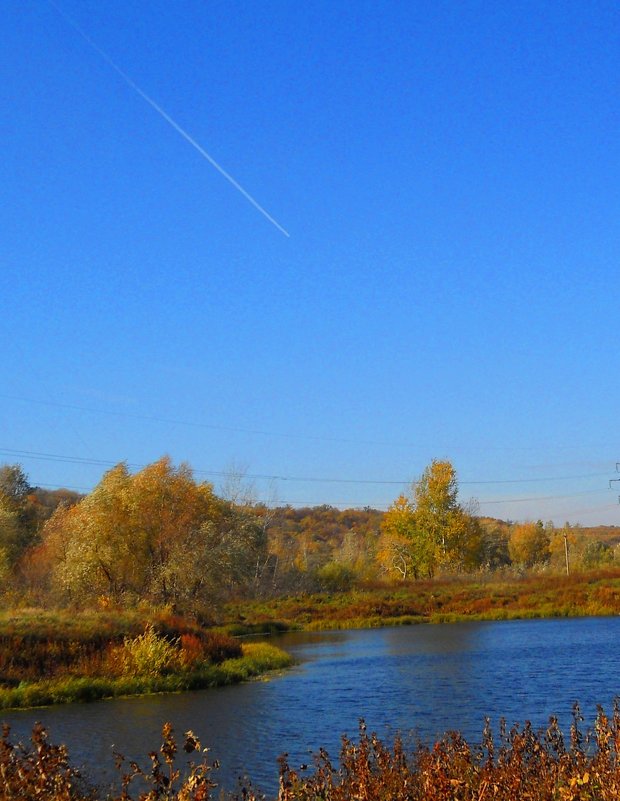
[
  {"left": 33, "top": 482, "right": 93, "bottom": 492},
  {"left": 477, "top": 489, "right": 604, "bottom": 505},
  {"left": 30, "top": 482, "right": 389, "bottom": 508},
  {"left": 0, "top": 447, "right": 611, "bottom": 488},
  {"left": 23, "top": 476, "right": 612, "bottom": 508},
  {"left": 3, "top": 394, "right": 613, "bottom": 454},
  {"left": 0, "top": 395, "right": 413, "bottom": 447},
  {"left": 26, "top": 482, "right": 620, "bottom": 517},
  {"left": 562, "top": 503, "right": 620, "bottom": 518}
]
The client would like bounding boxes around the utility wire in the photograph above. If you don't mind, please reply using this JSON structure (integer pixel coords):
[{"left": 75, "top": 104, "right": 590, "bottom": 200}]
[
  {"left": 0, "top": 395, "right": 412, "bottom": 447},
  {"left": 26, "top": 482, "right": 619, "bottom": 515},
  {"left": 477, "top": 489, "right": 604, "bottom": 505},
  {"left": 4, "top": 394, "right": 612, "bottom": 453},
  {"left": 0, "top": 447, "right": 611, "bottom": 487}
]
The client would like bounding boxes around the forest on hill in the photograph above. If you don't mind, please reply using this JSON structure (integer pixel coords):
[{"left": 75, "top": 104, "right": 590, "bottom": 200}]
[{"left": 0, "top": 458, "right": 618, "bottom": 613}]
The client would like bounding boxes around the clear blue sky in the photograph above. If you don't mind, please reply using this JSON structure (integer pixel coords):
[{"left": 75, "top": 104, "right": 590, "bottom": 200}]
[{"left": 2, "top": 1, "right": 619, "bottom": 524}]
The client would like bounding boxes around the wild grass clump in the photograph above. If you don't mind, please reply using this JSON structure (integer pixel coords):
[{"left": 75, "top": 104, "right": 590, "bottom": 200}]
[
  {"left": 113, "top": 624, "right": 181, "bottom": 678},
  {"left": 0, "top": 637, "right": 291, "bottom": 710},
  {"left": 0, "top": 609, "right": 244, "bottom": 688},
  {"left": 220, "top": 642, "right": 293, "bottom": 680}
]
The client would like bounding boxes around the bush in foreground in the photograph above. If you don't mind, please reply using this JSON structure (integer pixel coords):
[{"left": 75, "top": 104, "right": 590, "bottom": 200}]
[{"left": 2, "top": 703, "right": 620, "bottom": 799}]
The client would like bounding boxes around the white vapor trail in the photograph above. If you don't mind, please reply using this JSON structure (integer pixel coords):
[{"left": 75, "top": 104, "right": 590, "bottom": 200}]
[{"left": 46, "top": 1, "right": 290, "bottom": 237}]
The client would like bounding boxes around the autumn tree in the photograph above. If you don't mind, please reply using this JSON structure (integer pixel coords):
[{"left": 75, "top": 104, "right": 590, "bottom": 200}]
[
  {"left": 378, "top": 460, "right": 482, "bottom": 579},
  {"left": 508, "top": 521, "right": 550, "bottom": 568},
  {"left": 36, "top": 457, "right": 267, "bottom": 608},
  {"left": 377, "top": 495, "right": 434, "bottom": 579},
  {"left": 43, "top": 463, "right": 140, "bottom": 599},
  {"left": 547, "top": 522, "right": 580, "bottom": 573},
  {"left": 0, "top": 464, "right": 38, "bottom": 567},
  {"left": 127, "top": 458, "right": 218, "bottom": 600},
  {"left": 414, "top": 460, "right": 482, "bottom": 571}
]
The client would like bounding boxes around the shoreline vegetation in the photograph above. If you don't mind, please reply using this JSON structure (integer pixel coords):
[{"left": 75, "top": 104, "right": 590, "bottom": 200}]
[
  {"left": 223, "top": 568, "right": 620, "bottom": 634},
  {"left": 3, "top": 704, "right": 620, "bottom": 800},
  {"left": 0, "top": 611, "right": 291, "bottom": 711},
  {"left": 2, "top": 568, "right": 620, "bottom": 711},
  {"left": 2, "top": 458, "right": 620, "bottom": 714}
]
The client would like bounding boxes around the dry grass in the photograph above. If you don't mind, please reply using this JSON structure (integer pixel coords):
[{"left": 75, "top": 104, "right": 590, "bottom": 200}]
[
  {"left": 279, "top": 703, "right": 620, "bottom": 801},
  {"left": 0, "top": 611, "right": 242, "bottom": 687},
  {"left": 3, "top": 704, "right": 620, "bottom": 800},
  {"left": 0, "top": 611, "right": 299, "bottom": 710},
  {"left": 225, "top": 569, "right": 620, "bottom": 631}
]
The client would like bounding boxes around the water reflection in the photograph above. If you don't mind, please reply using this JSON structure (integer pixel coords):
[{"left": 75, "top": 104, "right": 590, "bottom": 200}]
[{"left": 3, "top": 617, "right": 620, "bottom": 796}]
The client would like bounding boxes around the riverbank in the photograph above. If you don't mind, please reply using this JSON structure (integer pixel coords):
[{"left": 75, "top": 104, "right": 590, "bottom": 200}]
[
  {"left": 223, "top": 568, "right": 620, "bottom": 633},
  {"left": 0, "top": 641, "right": 291, "bottom": 710},
  {"left": 0, "top": 610, "right": 292, "bottom": 710},
  {"left": 3, "top": 569, "right": 620, "bottom": 709}
]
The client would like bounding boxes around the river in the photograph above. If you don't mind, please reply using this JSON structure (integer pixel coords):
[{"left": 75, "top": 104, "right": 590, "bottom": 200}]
[{"left": 3, "top": 617, "right": 619, "bottom": 796}]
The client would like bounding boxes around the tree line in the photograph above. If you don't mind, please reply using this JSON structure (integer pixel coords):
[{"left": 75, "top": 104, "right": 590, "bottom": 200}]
[{"left": 0, "top": 458, "right": 617, "bottom": 610}]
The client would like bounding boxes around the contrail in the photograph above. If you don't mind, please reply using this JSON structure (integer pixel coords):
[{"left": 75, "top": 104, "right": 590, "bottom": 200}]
[{"left": 46, "top": 0, "right": 290, "bottom": 237}]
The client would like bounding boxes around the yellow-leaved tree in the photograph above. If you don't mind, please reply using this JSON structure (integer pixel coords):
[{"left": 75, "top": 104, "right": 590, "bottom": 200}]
[
  {"left": 415, "top": 460, "right": 482, "bottom": 571},
  {"left": 508, "top": 521, "right": 550, "bottom": 568},
  {"left": 377, "top": 460, "right": 482, "bottom": 580},
  {"left": 377, "top": 495, "right": 435, "bottom": 580},
  {"left": 35, "top": 456, "right": 267, "bottom": 607}
]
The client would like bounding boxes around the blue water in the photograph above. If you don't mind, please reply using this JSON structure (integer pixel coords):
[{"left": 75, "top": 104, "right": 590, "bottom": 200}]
[{"left": 2, "top": 617, "right": 619, "bottom": 796}]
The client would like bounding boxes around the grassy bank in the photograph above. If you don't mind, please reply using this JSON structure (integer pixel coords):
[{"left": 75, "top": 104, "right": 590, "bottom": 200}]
[
  {"left": 0, "top": 642, "right": 291, "bottom": 710},
  {"left": 0, "top": 609, "right": 292, "bottom": 710},
  {"left": 3, "top": 704, "right": 620, "bottom": 800},
  {"left": 224, "top": 568, "right": 620, "bottom": 632},
  {"left": 3, "top": 568, "right": 620, "bottom": 709}
]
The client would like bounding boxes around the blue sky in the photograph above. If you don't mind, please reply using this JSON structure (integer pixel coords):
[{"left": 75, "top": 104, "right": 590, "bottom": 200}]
[{"left": 2, "top": 1, "right": 619, "bottom": 524}]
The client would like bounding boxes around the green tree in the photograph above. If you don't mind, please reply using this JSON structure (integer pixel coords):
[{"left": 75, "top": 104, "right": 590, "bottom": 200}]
[
  {"left": 162, "top": 500, "right": 267, "bottom": 603},
  {"left": 0, "top": 499, "right": 20, "bottom": 583},
  {"left": 314, "top": 561, "right": 356, "bottom": 592},
  {"left": 582, "top": 539, "right": 614, "bottom": 569},
  {"left": 479, "top": 520, "right": 511, "bottom": 570},
  {"left": 0, "top": 464, "right": 32, "bottom": 506}
]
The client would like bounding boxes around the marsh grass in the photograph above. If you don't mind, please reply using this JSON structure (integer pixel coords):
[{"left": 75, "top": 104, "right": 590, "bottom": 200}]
[
  {"left": 0, "top": 609, "right": 243, "bottom": 685},
  {"left": 226, "top": 569, "right": 620, "bottom": 632}
]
